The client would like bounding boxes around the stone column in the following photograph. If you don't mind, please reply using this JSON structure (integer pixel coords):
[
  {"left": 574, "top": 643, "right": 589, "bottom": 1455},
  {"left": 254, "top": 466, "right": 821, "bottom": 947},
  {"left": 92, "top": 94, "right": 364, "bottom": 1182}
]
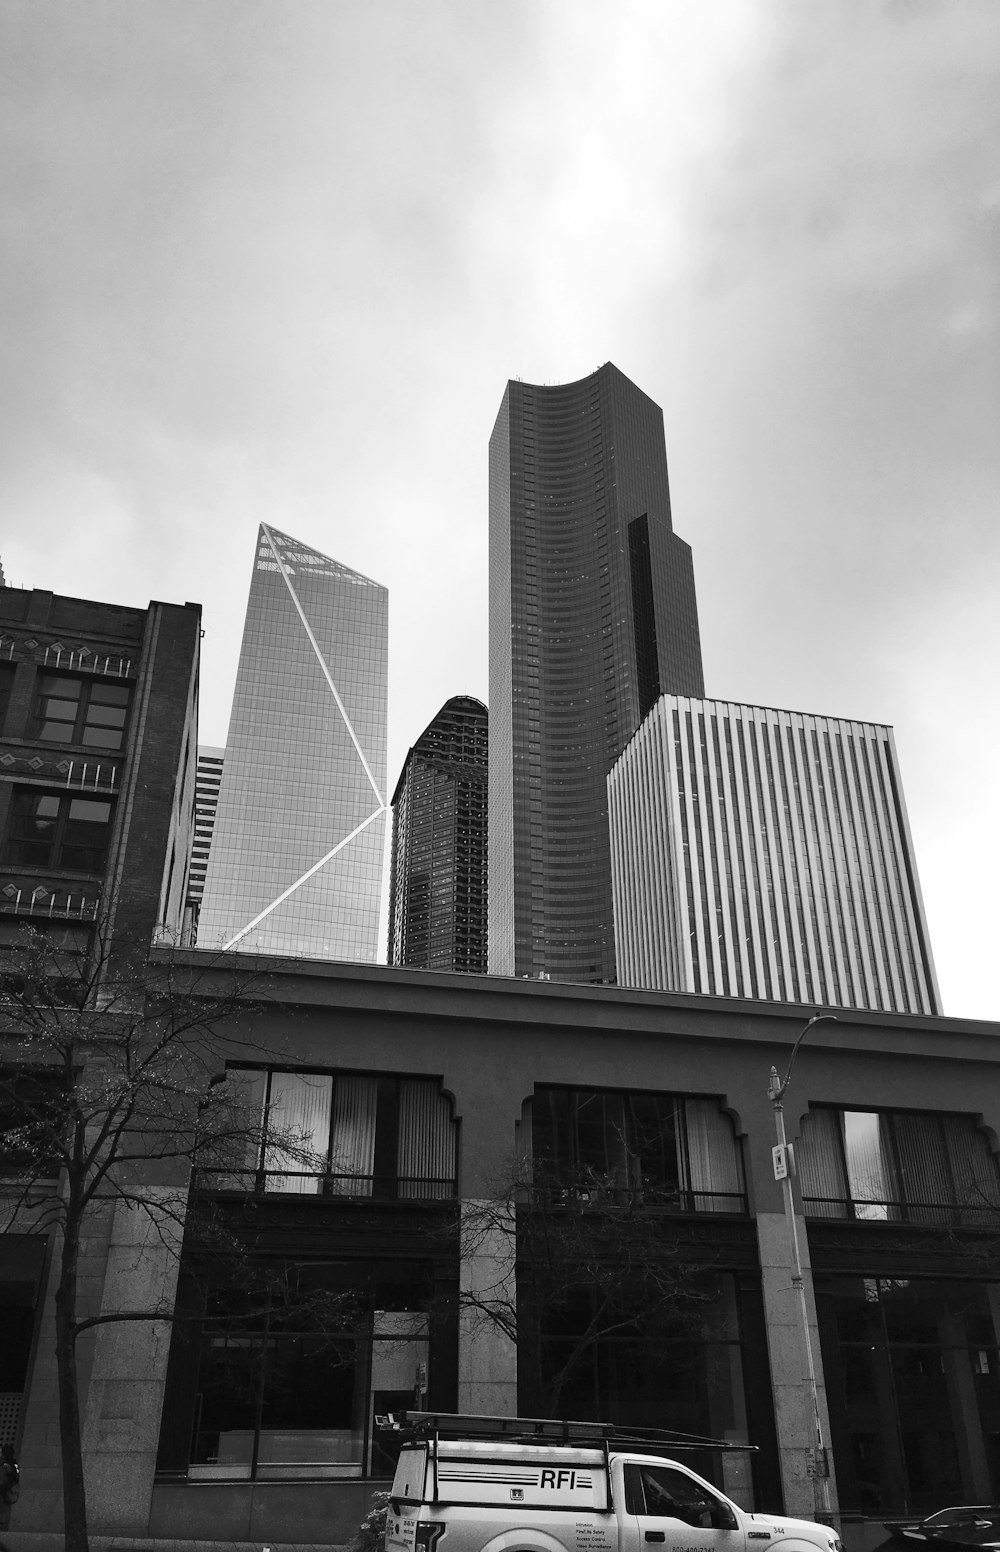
[
  {"left": 756, "top": 1208, "right": 838, "bottom": 1523},
  {"left": 939, "top": 1308, "right": 991, "bottom": 1500},
  {"left": 457, "top": 1201, "right": 518, "bottom": 1415},
  {"left": 80, "top": 1189, "right": 184, "bottom": 1534}
]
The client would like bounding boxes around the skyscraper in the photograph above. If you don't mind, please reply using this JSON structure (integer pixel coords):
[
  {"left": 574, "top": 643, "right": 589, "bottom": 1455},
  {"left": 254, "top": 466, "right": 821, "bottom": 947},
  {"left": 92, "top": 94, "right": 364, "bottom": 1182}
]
[
  {"left": 198, "top": 525, "right": 387, "bottom": 961},
  {"left": 388, "top": 695, "right": 488, "bottom": 972},
  {"left": 182, "top": 745, "right": 224, "bottom": 945},
  {"left": 608, "top": 696, "right": 940, "bottom": 1014},
  {"left": 489, "top": 362, "right": 704, "bottom": 983}
]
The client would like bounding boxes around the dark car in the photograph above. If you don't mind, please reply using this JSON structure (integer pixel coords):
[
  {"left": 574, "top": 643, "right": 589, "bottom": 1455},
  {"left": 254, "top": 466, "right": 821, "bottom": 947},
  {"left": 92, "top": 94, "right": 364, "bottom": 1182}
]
[{"left": 885, "top": 1507, "right": 1000, "bottom": 1550}]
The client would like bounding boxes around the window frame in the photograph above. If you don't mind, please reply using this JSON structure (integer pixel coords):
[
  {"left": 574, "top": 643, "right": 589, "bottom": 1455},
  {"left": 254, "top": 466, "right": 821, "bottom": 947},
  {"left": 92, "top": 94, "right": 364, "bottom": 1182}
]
[
  {"left": 4, "top": 788, "right": 115, "bottom": 874},
  {"left": 531, "top": 1085, "right": 747, "bottom": 1215},
  {"left": 30, "top": 671, "right": 131, "bottom": 752},
  {"left": 197, "top": 1066, "right": 459, "bottom": 1202}
]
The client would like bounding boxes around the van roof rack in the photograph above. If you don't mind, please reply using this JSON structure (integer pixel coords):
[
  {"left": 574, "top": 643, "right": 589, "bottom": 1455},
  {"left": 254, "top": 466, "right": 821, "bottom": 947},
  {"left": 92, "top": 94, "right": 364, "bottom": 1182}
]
[{"left": 376, "top": 1411, "right": 755, "bottom": 1452}]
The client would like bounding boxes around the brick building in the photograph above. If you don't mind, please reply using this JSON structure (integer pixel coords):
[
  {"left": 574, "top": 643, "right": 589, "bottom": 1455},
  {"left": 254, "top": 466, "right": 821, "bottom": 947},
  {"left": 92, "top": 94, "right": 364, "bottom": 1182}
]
[{"left": 0, "top": 582, "right": 200, "bottom": 1524}]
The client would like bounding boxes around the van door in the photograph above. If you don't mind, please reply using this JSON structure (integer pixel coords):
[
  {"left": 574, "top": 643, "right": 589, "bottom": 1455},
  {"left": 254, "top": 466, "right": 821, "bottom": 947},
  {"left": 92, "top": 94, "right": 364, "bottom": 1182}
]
[{"left": 622, "top": 1462, "right": 746, "bottom": 1552}]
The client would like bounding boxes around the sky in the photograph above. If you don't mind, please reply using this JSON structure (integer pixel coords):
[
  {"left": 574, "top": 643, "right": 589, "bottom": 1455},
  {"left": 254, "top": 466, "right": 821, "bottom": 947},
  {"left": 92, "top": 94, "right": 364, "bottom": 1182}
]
[{"left": 1, "top": 0, "right": 997, "bottom": 1018}]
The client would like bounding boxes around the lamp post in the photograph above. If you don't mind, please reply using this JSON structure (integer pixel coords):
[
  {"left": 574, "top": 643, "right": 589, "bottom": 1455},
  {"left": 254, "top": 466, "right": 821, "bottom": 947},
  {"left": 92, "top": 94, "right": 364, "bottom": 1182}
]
[{"left": 768, "top": 1013, "right": 839, "bottom": 1524}]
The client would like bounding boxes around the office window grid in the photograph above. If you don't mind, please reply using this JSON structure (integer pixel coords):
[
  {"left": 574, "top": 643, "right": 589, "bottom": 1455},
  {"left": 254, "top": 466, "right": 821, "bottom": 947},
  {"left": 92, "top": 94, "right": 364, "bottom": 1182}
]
[
  {"left": 609, "top": 697, "right": 939, "bottom": 1015},
  {"left": 389, "top": 697, "right": 488, "bottom": 973},
  {"left": 186, "top": 747, "right": 225, "bottom": 905}
]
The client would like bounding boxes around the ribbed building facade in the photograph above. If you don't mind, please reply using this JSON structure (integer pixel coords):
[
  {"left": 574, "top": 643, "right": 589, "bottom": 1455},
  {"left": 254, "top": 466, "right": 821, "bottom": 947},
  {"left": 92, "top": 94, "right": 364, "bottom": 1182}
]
[
  {"left": 182, "top": 745, "right": 224, "bottom": 944},
  {"left": 608, "top": 696, "right": 940, "bottom": 1014},
  {"left": 489, "top": 362, "right": 704, "bottom": 984},
  {"left": 388, "top": 696, "right": 488, "bottom": 972},
  {"left": 198, "top": 525, "right": 387, "bottom": 960}
]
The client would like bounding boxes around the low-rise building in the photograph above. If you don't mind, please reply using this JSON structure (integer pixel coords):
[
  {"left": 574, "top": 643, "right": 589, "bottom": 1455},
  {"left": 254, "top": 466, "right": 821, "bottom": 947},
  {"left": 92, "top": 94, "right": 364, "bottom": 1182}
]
[{"left": 6, "top": 953, "right": 999, "bottom": 1550}]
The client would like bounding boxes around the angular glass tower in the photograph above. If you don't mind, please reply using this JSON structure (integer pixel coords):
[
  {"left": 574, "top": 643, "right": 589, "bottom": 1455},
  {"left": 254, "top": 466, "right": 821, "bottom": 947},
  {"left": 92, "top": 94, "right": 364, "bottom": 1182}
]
[
  {"left": 609, "top": 696, "right": 940, "bottom": 1014},
  {"left": 198, "top": 525, "right": 387, "bottom": 960},
  {"left": 388, "top": 695, "right": 488, "bottom": 972},
  {"left": 489, "top": 363, "right": 704, "bottom": 984}
]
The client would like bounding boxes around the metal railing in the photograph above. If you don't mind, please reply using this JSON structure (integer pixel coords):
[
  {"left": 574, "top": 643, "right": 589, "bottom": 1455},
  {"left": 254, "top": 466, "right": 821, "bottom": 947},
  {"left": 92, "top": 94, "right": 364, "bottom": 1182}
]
[
  {"left": 803, "top": 1194, "right": 1000, "bottom": 1227},
  {"left": 535, "top": 1183, "right": 748, "bottom": 1215},
  {"left": 194, "top": 1167, "right": 458, "bottom": 1201}
]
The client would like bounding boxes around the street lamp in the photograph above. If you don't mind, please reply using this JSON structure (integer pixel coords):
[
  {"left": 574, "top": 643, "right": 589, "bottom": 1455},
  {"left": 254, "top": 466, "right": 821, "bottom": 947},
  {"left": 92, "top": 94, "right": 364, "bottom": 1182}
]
[{"left": 768, "top": 1013, "right": 839, "bottom": 1524}]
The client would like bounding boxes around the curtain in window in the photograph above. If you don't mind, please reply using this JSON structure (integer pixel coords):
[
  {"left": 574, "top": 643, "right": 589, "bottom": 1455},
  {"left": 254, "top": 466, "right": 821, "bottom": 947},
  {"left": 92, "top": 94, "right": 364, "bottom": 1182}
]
[
  {"left": 943, "top": 1115, "right": 1000, "bottom": 1225},
  {"left": 264, "top": 1072, "right": 333, "bottom": 1195},
  {"left": 893, "top": 1113, "right": 953, "bottom": 1224},
  {"left": 328, "top": 1076, "right": 378, "bottom": 1196},
  {"left": 397, "top": 1080, "right": 456, "bottom": 1199},
  {"left": 683, "top": 1099, "right": 744, "bottom": 1212},
  {"left": 797, "top": 1108, "right": 848, "bottom": 1218},
  {"left": 842, "top": 1111, "right": 897, "bottom": 1220}
]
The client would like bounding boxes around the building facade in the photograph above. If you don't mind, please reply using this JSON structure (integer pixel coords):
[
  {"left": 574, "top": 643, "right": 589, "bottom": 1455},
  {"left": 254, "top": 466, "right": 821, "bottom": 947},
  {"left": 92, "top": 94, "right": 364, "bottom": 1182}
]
[
  {"left": 388, "top": 695, "right": 488, "bottom": 972},
  {"left": 182, "top": 744, "right": 224, "bottom": 944},
  {"left": 197, "top": 525, "right": 388, "bottom": 960},
  {"left": 5, "top": 959, "right": 1000, "bottom": 1551},
  {"left": 0, "top": 581, "right": 199, "bottom": 1471},
  {"left": 0, "top": 584, "right": 200, "bottom": 959},
  {"left": 489, "top": 362, "right": 704, "bottom": 985},
  {"left": 608, "top": 697, "right": 940, "bottom": 1015}
]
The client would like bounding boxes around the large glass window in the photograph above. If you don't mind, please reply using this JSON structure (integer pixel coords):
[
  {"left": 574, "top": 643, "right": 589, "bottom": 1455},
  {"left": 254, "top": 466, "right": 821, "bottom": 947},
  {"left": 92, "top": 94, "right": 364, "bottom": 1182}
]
[
  {"left": 0, "top": 664, "right": 15, "bottom": 735},
  {"left": 200, "top": 1068, "right": 457, "bottom": 1200},
  {"left": 817, "top": 1275, "right": 1000, "bottom": 1515},
  {"left": 798, "top": 1107, "right": 1000, "bottom": 1226},
  {"left": 0, "top": 1068, "right": 67, "bottom": 1176},
  {"left": 533, "top": 1087, "right": 745, "bottom": 1213},
  {"left": 4, "top": 790, "right": 113, "bottom": 873},
  {"left": 163, "top": 1260, "right": 448, "bottom": 1482},
  {"left": 31, "top": 674, "right": 131, "bottom": 751}
]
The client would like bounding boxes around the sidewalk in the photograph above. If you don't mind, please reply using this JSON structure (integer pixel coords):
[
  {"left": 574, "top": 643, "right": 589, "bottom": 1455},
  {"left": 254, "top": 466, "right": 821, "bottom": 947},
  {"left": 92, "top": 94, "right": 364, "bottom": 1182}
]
[{"left": 1, "top": 1536, "right": 352, "bottom": 1552}]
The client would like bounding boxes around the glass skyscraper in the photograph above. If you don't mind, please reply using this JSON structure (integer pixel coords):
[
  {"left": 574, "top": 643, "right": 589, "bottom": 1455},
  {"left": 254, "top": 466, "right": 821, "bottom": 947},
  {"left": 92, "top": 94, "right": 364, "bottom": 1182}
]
[
  {"left": 488, "top": 362, "right": 704, "bottom": 983},
  {"left": 198, "top": 525, "right": 387, "bottom": 961},
  {"left": 388, "top": 695, "right": 488, "bottom": 972},
  {"left": 608, "top": 696, "right": 940, "bottom": 1014}
]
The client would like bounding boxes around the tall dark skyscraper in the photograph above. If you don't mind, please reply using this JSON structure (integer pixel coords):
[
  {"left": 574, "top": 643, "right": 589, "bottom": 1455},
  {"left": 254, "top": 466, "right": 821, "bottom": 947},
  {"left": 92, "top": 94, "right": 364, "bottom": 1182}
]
[
  {"left": 389, "top": 695, "right": 488, "bottom": 972},
  {"left": 489, "top": 362, "right": 704, "bottom": 983}
]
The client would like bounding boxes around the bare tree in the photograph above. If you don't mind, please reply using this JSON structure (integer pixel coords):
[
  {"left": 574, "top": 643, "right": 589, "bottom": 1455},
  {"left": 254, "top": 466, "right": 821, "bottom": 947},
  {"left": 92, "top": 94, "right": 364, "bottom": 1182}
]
[
  {"left": 459, "top": 1155, "right": 715, "bottom": 1417},
  {"left": 0, "top": 924, "right": 322, "bottom": 1552}
]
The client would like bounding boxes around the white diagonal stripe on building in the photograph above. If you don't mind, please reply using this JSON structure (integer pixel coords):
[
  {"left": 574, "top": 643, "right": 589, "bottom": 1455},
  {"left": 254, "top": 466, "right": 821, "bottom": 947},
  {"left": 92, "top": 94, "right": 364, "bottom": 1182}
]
[
  {"left": 261, "top": 524, "right": 384, "bottom": 807},
  {"left": 221, "top": 804, "right": 385, "bottom": 950}
]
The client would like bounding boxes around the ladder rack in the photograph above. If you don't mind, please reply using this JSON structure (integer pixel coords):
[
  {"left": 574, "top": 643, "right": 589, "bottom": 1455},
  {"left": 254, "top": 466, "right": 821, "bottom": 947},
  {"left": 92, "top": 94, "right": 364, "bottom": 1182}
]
[{"left": 376, "top": 1411, "right": 755, "bottom": 1452}]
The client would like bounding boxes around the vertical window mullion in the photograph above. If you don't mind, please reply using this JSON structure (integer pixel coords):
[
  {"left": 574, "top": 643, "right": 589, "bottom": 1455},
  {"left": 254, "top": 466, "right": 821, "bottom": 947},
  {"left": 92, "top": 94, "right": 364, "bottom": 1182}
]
[{"left": 258, "top": 1070, "right": 273, "bottom": 1194}]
